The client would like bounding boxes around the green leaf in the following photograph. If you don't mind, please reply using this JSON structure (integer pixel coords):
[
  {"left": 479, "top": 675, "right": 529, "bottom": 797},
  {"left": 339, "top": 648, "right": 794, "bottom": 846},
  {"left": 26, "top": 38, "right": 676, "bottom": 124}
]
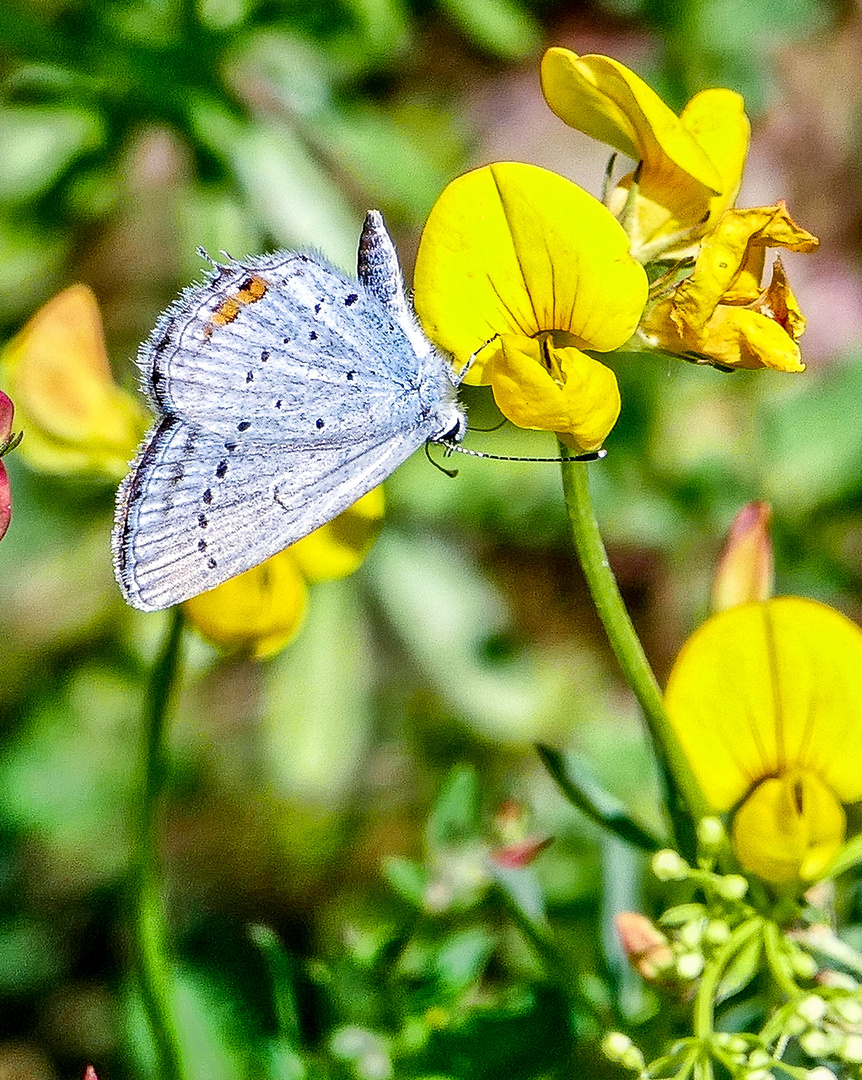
[
  {"left": 761, "top": 351, "right": 862, "bottom": 518},
  {"left": 823, "top": 831, "right": 862, "bottom": 880},
  {"left": 438, "top": 0, "right": 540, "bottom": 59},
  {"left": 384, "top": 856, "right": 429, "bottom": 907},
  {"left": 432, "top": 927, "right": 496, "bottom": 994},
  {"left": 0, "top": 105, "right": 106, "bottom": 203},
  {"left": 536, "top": 745, "right": 664, "bottom": 852},
  {"left": 715, "top": 932, "right": 762, "bottom": 1003},
  {"left": 426, "top": 764, "right": 481, "bottom": 850},
  {"left": 368, "top": 530, "right": 569, "bottom": 741},
  {"left": 247, "top": 925, "right": 303, "bottom": 1048},
  {"left": 189, "top": 98, "right": 359, "bottom": 269}
]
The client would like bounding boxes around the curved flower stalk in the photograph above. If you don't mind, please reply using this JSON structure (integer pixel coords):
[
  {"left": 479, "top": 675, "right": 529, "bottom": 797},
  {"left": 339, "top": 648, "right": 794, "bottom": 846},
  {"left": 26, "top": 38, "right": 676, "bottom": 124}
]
[
  {"left": 413, "top": 161, "right": 648, "bottom": 451},
  {"left": 541, "top": 47, "right": 750, "bottom": 260},
  {"left": 665, "top": 596, "right": 862, "bottom": 885}
]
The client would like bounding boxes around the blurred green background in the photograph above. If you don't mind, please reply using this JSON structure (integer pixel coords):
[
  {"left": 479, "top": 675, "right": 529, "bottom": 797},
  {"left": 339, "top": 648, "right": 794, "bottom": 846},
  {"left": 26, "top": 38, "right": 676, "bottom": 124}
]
[{"left": 2, "top": 0, "right": 862, "bottom": 1077}]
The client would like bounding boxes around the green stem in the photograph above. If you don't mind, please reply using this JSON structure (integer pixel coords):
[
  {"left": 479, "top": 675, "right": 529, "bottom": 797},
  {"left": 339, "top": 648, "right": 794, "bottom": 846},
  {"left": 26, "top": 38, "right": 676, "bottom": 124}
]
[
  {"left": 762, "top": 920, "right": 803, "bottom": 1000},
  {"left": 692, "top": 917, "right": 762, "bottom": 1042},
  {"left": 132, "top": 608, "right": 186, "bottom": 1080},
  {"left": 558, "top": 452, "right": 709, "bottom": 849}
]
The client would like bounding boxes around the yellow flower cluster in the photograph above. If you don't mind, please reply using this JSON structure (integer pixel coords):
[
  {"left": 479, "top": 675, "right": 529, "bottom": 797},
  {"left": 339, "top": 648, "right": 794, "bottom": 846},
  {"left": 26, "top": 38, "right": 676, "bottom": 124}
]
[{"left": 414, "top": 47, "right": 819, "bottom": 451}]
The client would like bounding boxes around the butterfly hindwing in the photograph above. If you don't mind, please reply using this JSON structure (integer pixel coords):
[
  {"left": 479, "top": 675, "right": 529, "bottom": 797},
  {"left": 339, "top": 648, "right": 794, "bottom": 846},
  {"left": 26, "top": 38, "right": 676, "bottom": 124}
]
[{"left": 113, "top": 413, "right": 429, "bottom": 611}]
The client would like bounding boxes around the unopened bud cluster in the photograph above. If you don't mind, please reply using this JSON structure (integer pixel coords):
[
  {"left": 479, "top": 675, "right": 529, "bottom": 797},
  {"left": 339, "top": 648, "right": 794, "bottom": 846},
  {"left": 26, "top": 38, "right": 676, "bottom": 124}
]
[
  {"left": 635, "top": 837, "right": 753, "bottom": 989},
  {"left": 789, "top": 991, "right": 862, "bottom": 1069}
]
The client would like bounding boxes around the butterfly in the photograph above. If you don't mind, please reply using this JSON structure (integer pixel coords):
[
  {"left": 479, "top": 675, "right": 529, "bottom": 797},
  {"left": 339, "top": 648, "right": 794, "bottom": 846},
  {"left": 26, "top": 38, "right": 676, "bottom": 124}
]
[{"left": 112, "top": 212, "right": 466, "bottom": 612}]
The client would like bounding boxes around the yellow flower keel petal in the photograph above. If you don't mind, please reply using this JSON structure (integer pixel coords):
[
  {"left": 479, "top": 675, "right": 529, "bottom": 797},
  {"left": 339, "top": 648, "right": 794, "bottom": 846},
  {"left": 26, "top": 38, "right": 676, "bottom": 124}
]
[
  {"left": 732, "top": 771, "right": 846, "bottom": 884},
  {"left": 489, "top": 336, "right": 620, "bottom": 451},
  {"left": 183, "top": 549, "right": 309, "bottom": 660}
]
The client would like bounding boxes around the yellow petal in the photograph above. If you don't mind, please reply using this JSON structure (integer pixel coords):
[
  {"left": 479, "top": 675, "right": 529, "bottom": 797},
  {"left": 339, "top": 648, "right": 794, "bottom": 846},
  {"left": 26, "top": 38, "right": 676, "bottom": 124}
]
[
  {"left": 673, "top": 204, "right": 819, "bottom": 335},
  {"left": 541, "top": 50, "right": 748, "bottom": 247},
  {"left": 414, "top": 162, "right": 648, "bottom": 380},
  {"left": 1, "top": 284, "right": 149, "bottom": 478},
  {"left": 677, "top": 303, "right": 805, "bottom": 372},
  {"left": 640, "top": 204, "right": 816, "bottom": 371},
  {"left": 664, "top": 597, "right": 862, "bottom": 811},
  {"left": 183, "top": 549, "right": 308, "bottom": 660},
  {"left": 488, "top": 335, "right": 620, "bottom": 451},
  {"left": 678, "top": 88, "right": 750, "bottom": 226},
  {"left": 711, "top": 502, "right": 774, "bottom": 612},
  {"left": 732, "top": 770, "right": 845, "bottom": 884},
  {"left": 292, "top": 486, "right": 385, "bottom": 583},
  {"left": 540, "top": 49, "right": 723, "bottom": 191}
]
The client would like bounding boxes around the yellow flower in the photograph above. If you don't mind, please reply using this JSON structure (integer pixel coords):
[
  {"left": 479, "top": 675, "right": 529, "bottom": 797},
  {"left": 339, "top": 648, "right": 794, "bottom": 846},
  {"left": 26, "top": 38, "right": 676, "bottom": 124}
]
[
  {"left": 664, "top": 597, "right": 862, "bottom": 885},
  {"left": 0, "top": 284, "right": 149, "bottom": 478},
  {"left": 540, "top": 48, "right": 750, "bottom": 259},
  {"left": 413, "top": 161, "right": 648, "bottom": 451},
  {"left": 181, "top": 487, "right": 384, "bottom": 660},
  {"left": 640, "top": 203, "right": 819, "bottom": 372}
]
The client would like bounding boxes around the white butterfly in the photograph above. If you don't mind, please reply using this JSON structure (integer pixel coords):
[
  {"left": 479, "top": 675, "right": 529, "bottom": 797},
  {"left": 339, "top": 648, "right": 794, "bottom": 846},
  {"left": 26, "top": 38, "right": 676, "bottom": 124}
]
[{"left": 112, "top": 212, "right": 466, "bottom": 612}]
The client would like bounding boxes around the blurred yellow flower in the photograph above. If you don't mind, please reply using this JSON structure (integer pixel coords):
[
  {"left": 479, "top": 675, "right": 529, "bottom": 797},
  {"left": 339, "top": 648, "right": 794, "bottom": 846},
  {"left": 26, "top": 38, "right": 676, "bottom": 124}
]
[
  {"left": 541, "top": 48, "right": 750, "bottom": 259},
  {"left": 0, "top": 284, "right": 149, "bottom": 478},
  {"left": 665, "top": 597, "right": 862, "bottom": 885},
  {"left": 640, "top": 203, "right": 819, "bottom": 372},
  {"left": 182, "top": 486, "right": 384, "bottom": 660},
  {"left": 413, "top": 161, "right": 648, "bottom": 451}
]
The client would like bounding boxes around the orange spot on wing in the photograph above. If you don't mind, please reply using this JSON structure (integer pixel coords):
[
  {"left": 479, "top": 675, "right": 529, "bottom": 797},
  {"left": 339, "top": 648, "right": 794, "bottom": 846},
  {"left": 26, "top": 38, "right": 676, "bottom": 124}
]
[{"left": 204, "top": 275, "right": 269, "bottom": 338}]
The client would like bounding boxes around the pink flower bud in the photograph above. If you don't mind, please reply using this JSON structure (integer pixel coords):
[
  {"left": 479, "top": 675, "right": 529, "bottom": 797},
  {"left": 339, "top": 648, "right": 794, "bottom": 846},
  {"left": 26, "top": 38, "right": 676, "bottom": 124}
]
[{"left": 711, "top": 501, "right": 773, "bottom": 611}]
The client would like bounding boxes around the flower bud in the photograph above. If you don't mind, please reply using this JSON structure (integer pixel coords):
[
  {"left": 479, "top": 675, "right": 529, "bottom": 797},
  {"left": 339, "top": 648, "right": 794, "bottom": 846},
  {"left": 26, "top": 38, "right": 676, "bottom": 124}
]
[
  {"left": 796, "top": 994, "right": 827, "bottom": 1025},
  {"left": 840, "top": 1034, "right": 862, "bottom": 1063},
  {"left": 697, "top": 816, "right": 726, "bottom": 851},
  {"left": 652, "top": 849, "right": 689, "bottom": 881},
  {"left": 712, "top": 502, "right": 773, "bottom": 612},
  {"left": 715, "top": 874, "right": 748, "bottom": 900},
  {"left": 676, "top": 951, "right": 705, "bottom": 980},
  {"left": 615, "top": 912, "right": 674, "bottom": 981}
]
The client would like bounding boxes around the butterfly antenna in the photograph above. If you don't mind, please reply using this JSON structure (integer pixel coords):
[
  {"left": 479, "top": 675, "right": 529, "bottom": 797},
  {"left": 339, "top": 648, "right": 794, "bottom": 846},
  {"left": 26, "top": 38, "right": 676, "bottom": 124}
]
[
  {"left": 425, "top": 440, "right": 458, "bottom": 477},
  {"left": 440, "top": 444, "right": 607, "bottom": 464}
]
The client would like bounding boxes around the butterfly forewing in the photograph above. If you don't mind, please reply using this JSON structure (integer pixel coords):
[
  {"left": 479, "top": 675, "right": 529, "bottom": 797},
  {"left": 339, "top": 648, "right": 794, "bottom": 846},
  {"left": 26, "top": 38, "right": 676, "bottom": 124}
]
[{"left": 143, "top": 254, "right": 440, "bottom": 447}]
